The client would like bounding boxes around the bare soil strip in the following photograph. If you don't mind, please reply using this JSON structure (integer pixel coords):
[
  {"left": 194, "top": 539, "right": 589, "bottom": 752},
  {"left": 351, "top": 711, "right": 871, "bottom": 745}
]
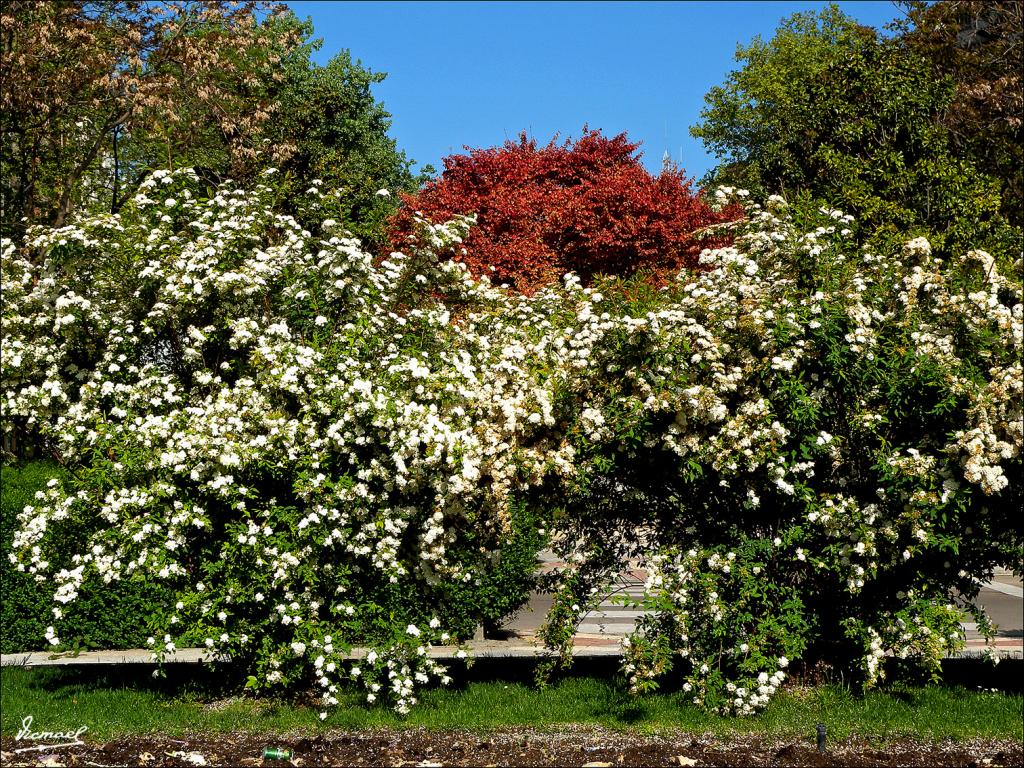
[{"left": 2, "top": 727, "right": 1022, "bottom": 767}]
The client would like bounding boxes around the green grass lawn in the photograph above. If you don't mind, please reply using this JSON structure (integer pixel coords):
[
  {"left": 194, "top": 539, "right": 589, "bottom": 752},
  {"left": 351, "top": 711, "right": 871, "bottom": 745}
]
[{"left": 2, "top": 661, "right": 1021, "bottom": 743}]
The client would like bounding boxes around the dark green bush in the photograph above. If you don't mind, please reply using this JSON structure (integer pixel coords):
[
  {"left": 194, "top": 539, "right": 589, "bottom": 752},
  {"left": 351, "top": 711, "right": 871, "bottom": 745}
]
[
  {"left": 1, "top": 462, "right": 53, "bottom": 652},
  {"left": 1, "top": 461, "right": 170, "bottom": 652}
]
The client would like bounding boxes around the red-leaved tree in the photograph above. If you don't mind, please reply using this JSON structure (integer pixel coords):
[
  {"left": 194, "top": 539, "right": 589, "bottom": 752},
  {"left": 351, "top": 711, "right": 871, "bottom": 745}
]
[{"left": 390, "top": 129, "right": 740, "bottom": 292}]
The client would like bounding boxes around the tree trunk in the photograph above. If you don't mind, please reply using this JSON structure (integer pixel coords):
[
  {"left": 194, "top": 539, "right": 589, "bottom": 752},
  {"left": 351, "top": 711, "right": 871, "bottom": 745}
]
[
  {"left": 110, "top": 125, "right": 119, "bottom": 215},
  {"left": 53, "top": 110, "right": 130, "bottom": 227}
]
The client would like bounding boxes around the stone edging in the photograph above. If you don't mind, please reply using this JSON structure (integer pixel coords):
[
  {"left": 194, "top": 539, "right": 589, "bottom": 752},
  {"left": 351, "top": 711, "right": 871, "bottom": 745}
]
[{"left": 3, "top": 638, "right": 1021, "bottom": 667}]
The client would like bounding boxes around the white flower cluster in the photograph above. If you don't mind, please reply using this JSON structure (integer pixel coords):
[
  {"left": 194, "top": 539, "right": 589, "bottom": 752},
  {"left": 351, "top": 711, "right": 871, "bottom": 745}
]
[{"left": 619, "top": 548, "right": 791, "bottom": 715}]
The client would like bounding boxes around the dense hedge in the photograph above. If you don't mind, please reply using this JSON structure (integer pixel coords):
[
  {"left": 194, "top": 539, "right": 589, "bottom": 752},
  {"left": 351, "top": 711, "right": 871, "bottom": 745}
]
[
  {"left": 1, "top": 461, "right": 169, "bottom": 653},
  {"left": 2, "top": 171, "right": 1020, "bottom": 718}
]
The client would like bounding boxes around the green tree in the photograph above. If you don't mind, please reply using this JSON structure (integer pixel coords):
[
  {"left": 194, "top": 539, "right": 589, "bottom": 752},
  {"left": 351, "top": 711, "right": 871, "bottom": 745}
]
[
  {"left": 690, "top": 5, "right": 1012, "bottom": 253},
  {"left": 894, "top": 1, "right": 1023, "bottom": 225},
  {"left": 266, "top": 34, "right": 427, "bottom": 248}
]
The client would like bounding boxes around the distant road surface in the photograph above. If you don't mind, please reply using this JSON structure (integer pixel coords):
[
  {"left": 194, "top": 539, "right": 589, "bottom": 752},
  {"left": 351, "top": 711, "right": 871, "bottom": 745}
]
[{"left": 505, "top": 558, "right": 1023, "bottom": 657}]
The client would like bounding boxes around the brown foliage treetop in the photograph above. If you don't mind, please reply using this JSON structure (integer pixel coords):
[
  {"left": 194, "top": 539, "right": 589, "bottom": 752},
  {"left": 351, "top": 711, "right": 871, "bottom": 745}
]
[
  {"left": 0, "top": 0, "right": 300, "bottom": 228},
  {"left": 389, "top": 129, "right": 740, "bottom": 293}
]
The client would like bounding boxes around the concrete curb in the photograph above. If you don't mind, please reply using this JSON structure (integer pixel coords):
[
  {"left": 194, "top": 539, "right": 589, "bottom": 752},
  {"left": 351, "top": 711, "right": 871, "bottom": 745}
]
[
  {"left": 3, "top": 637, "right": 1021, "bottom": 666},
  {"left": 0, "top": 643, "right": 617, "bottom": 667}
]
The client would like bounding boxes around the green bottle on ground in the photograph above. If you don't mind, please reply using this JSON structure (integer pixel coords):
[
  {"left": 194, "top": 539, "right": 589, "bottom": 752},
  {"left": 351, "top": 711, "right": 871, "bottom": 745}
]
[{"left": 262, "top": 746, "right": 294, "bottom": 760}]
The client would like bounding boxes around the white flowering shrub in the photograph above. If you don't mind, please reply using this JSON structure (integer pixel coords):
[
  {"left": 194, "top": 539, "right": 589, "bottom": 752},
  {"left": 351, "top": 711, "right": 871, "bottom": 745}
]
[
  {"left": 3, "top": 171, "right": 1021, "bottom": 716},
  {"left": 533, "top": 192, "right": 1022, "bottom": 714},
  {"left": 2, "top": 169, "right": 551, "bottom": 714}
]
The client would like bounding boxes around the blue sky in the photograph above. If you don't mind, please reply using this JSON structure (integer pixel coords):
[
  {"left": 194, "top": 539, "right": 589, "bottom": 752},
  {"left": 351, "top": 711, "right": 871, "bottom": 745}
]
[{"left": 286, "top": 1, "right": 906, "bottom": 182}]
